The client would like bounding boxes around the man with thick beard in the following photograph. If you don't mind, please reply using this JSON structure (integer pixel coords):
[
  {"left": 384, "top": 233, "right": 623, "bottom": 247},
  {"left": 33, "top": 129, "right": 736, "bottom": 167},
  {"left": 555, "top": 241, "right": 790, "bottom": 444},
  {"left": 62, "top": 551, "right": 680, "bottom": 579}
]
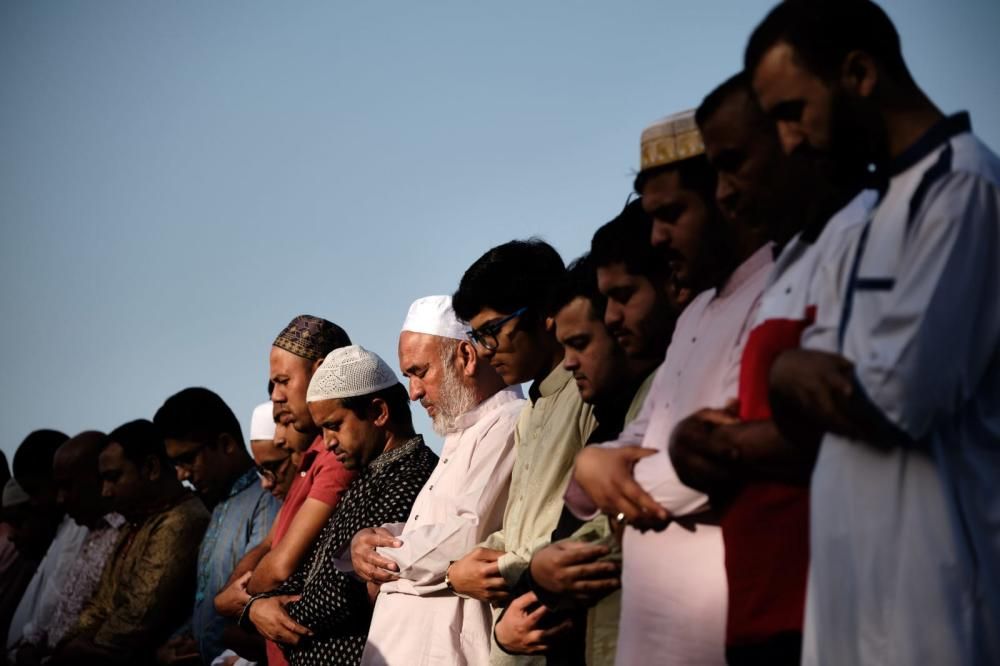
[{"left": 351, "top": 295, "right": 524, "bottom": 665}]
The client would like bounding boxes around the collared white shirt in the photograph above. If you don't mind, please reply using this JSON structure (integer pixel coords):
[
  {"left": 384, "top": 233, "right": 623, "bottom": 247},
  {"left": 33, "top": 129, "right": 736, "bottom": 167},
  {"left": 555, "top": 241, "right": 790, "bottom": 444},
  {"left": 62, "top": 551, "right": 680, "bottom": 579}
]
[
  {"left": 802, "top": 113, "right": 1000, "bottom": 666},
  {"left": 565, "top": 243, "right": 774, "bottom": 666},
  {"left": 361, "top": 386, "right": 524, "bottom": 666}
]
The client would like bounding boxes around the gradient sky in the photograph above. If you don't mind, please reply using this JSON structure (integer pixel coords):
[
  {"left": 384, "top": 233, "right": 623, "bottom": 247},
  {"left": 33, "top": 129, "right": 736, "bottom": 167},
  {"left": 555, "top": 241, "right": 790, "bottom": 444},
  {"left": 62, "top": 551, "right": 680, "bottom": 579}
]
[{"left": 2, "top": 0, "right": 999, "bottom": 462}]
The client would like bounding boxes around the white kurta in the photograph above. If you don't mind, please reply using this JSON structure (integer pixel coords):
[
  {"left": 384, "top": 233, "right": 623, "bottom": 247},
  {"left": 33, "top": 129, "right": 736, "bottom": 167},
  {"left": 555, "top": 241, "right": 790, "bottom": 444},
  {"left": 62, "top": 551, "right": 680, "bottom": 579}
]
[
  {"left": 361, "top": 386, "right": 524, "bottom": 666},
  {"left": 6, "top": 515, "right": 89, "bottom": 651},
  {"left": 565, "top": 243, "right": 774, "bottom": 666},
  {"left": 801, "top": 114, "right": 1000, "bottom": 665}
]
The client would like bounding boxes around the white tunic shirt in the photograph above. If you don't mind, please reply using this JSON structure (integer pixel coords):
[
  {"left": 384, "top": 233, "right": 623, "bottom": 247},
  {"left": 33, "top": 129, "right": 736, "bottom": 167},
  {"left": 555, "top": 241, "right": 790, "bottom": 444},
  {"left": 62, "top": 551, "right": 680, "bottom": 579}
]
[
  {"left": 565, "top": 243, "right": 774, "bottom": 666},
  {"left": 361, "top": 386, "right": 524, "bottom": 666},
  {"left": 801, "top": 113, "right": 1000, "bottom": 666}
]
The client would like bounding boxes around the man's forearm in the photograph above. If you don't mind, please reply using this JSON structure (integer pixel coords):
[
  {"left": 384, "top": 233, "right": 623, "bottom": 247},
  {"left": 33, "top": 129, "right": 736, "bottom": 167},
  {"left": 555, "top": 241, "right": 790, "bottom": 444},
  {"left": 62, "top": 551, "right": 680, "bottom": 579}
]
[
  {"left": 728, "top": 421, "right": 818, "bottom": 485},
  {"left": 230, "top": 541, "right": 270, "bottom": 584}
]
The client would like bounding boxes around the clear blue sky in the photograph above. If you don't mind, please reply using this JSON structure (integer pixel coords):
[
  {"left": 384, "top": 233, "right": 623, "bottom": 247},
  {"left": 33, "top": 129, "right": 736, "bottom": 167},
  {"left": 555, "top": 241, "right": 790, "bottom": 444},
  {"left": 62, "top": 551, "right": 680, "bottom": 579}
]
[{"left": 2, "top": 0, "right": 999, "bottom": 462}]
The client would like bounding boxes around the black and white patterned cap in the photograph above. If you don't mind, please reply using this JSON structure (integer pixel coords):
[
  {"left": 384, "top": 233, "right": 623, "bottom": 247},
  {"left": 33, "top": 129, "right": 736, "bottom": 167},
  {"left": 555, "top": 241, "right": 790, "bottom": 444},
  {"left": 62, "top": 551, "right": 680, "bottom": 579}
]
[{"left": 306, "top": 345, "right": 399, "bottom": 402}]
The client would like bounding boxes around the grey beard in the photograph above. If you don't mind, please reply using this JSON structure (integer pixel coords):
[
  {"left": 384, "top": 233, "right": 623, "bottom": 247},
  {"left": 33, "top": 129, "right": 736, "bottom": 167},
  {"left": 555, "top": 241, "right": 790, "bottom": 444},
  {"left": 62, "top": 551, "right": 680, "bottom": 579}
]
[{"left": 431, "top": 364, "right": 478, "bottom": 436}]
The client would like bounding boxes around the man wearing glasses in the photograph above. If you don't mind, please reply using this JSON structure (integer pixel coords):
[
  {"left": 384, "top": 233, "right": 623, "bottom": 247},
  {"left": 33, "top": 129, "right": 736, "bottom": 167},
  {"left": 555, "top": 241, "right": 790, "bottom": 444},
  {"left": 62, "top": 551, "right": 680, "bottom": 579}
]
[
  {"left": 249, "top": 402, "right": 296, "bottom": 502},
  {"left": 450, "top": 239, "right": 598, "bottom": 666},
  {"left": 154, "top": 388, "right": 281, "bottom": 665}
]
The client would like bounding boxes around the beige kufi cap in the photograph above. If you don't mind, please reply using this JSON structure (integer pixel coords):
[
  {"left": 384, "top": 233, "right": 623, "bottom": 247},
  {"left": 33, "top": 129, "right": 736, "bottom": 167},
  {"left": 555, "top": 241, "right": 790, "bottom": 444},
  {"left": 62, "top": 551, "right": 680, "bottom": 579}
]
[{"left": 639, "top": 109, "right": 705, "bottom": 172}]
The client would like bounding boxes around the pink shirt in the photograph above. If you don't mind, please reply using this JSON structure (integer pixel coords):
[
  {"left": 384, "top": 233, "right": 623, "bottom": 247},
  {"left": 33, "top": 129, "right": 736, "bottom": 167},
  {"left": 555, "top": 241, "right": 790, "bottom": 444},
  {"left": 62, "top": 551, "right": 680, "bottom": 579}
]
[{"left": 566, "top": 243, "right": 773, "bottom": 665}]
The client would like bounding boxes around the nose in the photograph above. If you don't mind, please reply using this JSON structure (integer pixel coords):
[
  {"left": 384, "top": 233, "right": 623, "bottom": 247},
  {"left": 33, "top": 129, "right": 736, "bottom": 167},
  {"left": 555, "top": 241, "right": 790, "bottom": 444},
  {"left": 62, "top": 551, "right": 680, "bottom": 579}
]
[
  {"left": 650, "top": 220, "right": 672, "bottom": 248},
  {"left": 322, "top": 431, "right": 338, "bottom": 451},
  {"left": 272, "top": 384, "right": 287, "bottom": 403},
  {"left": 716, "top": 175, "right": 738, "bottom": 215},
  {"left": 408, "top": 378, "right": 424, "bottom": 402},
  {"left": 175, "top": 466, "right": 191, "bottom": 482},
  {"left": 562, "top": 350, "right": 580, "bottom": 371},
  {"left": 101, "top": 481, "right": 113, "bottom": 498},
  {"left": 604, "top": 301, "right": 624, "bottom": 330},
  {"left": 777, "top": 121, "right": 805, "bottom": 156}
]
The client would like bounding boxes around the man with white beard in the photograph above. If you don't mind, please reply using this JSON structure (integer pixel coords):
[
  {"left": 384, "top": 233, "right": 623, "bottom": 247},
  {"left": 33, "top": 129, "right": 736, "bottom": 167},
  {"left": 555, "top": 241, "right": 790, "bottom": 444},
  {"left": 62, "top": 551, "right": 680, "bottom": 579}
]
[{"left": 351, "top": 295, "right": 524, "bottom": 665}]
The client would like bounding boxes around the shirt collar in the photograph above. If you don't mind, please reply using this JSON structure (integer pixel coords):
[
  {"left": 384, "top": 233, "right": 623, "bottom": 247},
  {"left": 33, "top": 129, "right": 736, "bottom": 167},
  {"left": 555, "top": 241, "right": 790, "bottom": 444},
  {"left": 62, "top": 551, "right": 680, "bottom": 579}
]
[
  {"left": 368, "top": 435, "right": 424, "bottom": 474},
  {"left": 225, "top": 467, "right": 260, "bottom": 500},
  {"left": 102, "top": 512, "right": 127, "bottom": 530},
  {"left": 529, "top": 364, "right": 573, "bottom": 404},
  {"left": 453, "top": 385, "right": 525, "bottom": 431},
  {"left": 887, "top": 111, "right": 971, "bottom": 178},
  {"left": 297, "top": 435, "right": 325, "bottom": 474},
  {"left": 717, "top": 242, "right": 775, "bottom": 299}
]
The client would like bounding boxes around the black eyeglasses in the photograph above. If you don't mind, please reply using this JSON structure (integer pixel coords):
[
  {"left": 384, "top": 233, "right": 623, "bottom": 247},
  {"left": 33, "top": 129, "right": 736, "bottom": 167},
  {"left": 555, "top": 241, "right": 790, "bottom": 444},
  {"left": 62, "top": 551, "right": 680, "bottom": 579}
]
[
  {"left": 255, "top": 456, "right": 291, "bottom": 483},
  {"left": 466, "top": 307, "right": 528, "bottom": 352}
]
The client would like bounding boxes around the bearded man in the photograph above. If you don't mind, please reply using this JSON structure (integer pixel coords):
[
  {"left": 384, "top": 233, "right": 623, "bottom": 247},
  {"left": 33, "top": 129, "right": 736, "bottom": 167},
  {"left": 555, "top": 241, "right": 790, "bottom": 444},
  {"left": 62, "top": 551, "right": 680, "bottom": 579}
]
[{"left": 350, "top": 295, "right": 524, "bottom": 665}]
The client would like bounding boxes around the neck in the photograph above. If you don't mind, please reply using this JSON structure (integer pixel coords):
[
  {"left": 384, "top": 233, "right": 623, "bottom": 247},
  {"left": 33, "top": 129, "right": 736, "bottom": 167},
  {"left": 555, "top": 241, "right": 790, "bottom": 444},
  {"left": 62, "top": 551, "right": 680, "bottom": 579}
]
[
  {"left": 881, "top": 88, "right": 944, "bottom": 161},
  {"left": 380, "top": 425, "right": 416, "bottom": 456},
  {"left": 471, "top": 370, "right": 508, "bottom": 406},
  {"left": 532, "top": 343, "right": 565, "bottom": 386}
]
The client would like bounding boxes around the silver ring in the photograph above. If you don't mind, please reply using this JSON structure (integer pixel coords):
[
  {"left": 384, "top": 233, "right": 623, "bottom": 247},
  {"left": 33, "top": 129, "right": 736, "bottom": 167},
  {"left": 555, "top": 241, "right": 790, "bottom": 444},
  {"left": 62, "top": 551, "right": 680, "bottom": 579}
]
[{"left": 615, "top": 511, "right": 626, "bottom": 523}]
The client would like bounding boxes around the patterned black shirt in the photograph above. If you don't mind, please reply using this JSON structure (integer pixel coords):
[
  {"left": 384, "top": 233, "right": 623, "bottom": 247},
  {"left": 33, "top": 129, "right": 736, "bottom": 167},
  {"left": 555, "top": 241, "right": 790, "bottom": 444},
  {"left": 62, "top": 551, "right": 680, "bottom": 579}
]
[{"left": 262, "top": 436, "right": 438, "bottom": 666}]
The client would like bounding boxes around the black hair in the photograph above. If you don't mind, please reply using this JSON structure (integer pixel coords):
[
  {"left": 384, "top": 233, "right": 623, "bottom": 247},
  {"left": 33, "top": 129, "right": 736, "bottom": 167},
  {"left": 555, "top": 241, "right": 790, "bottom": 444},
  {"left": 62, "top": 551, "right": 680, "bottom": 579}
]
[
  {"left": 633, "top": 153, "right": 717, "bottom": 207},
  {"left": 0, "top": 451, "right": 10, "bottom": 490},
  {"left": 590, "top": 199, "right": 666, "bottom": 279},
  {"left": 340, "top": 383, "right": 413, "bottom": 431},
  {"left": 153, "top": 387, "right": 244, "bottom": 447},
  {"left": 548, "top": 255, "right": 605, "bottom": 320},
  {"left": 744, "top": 0, "right": 911, "bottom": 83},
  {"left": 695, "top": 71, "right": 762, "bottom": 129},
  {"left": 106, "top": 419, "right": 172, "bottom": 469},
  {"left": 267, "top": 380, "right": 274, "bottom": 399},
  {"left": 452, "top": 238, "right": 566, "bottom": 322},
  {"left": 12, "top": 429, "right": 69, "bottom": 485}
]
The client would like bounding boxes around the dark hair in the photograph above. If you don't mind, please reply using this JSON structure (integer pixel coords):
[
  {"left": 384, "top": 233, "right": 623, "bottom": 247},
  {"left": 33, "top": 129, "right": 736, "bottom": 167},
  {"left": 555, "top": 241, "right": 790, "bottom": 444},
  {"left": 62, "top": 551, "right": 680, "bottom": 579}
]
[
  {"left": 0, "top": 451, "right": 8, "bottom": 489},
  {"left": 695, "top": 72, "right": 757, "bottom": 128},
  {"left": 633, "top": 153, "right": 717, "bottom": 206},
  {"left": 744, "top": 0, "right": 911, "bottom": 83},
  {"left": 590, "top": 199, "right": 666, "bottom": 279},
  {"left": 267, "top": 380, "right": 274, "bottom": 399},
  {"left": 548, "top": 255, "right": 605, "bottom": 320},
  {"left": 12, "top": 429, "right": 69, "bottom": 485},
  {"left": 453, "top": 239, "right": 565, "bottom": 322},
  {"left": 153, "top": 387, "right": 244, "bottom": 447},
  {"left": 106, "top": 419, "right": 171, "bottom": 468},
  {"left": 340, "top": 383, "right": 413, "bottom": 430}
]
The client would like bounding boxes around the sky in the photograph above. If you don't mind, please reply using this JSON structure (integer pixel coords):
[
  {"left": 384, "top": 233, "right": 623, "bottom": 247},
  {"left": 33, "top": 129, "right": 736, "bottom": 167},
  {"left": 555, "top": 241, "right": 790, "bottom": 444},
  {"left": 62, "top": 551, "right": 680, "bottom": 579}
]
[{"left": 2, "top": 0, "right": 999, "bottom": 463}]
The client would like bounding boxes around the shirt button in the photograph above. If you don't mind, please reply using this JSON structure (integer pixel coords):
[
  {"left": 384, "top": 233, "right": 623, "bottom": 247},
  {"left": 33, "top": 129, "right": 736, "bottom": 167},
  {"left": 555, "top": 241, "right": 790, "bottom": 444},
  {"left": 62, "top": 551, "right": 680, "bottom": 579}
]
[
  {"left": 414, "top": 515, "right": 419, "bottom": 520},
  {"left": 443, "top": 458, "right": 448, "bottom": 463},
  {"left": 429, "top": 485, "right": 434, "bottom": 490}
]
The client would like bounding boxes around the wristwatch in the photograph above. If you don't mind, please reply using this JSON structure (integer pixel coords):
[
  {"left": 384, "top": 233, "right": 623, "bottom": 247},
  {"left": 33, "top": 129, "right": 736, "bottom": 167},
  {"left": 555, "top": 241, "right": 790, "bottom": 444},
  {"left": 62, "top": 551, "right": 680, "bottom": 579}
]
[{"left": 444, "top": 561, "right": 456, "bottom": 592}]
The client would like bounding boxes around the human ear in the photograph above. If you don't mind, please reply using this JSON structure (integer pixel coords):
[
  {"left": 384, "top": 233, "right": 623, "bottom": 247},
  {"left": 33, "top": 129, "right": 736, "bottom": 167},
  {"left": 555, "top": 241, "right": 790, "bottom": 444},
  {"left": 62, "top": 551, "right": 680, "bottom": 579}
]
[
  {"left": 457, "top": 340, "right": 478, "bottom": 377},
  {"left": 145, "top": 455, "right": 162, "bottom": 482},
  {"left": 219, "top": 433, "right": 238, "bottom": 454},
  {"left": 840, "top": 50, "right": 878, "bottom": 98},
  {"left": 370, "top": 398, "right": 390, "bottom": 427}
]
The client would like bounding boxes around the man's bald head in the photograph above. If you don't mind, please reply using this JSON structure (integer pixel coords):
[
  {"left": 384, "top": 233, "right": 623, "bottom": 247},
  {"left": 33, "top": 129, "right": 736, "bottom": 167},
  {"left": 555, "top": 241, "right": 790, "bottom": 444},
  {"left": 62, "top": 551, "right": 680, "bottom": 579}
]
[{"left": 54, "top": 431, "right": 111, "bottom": 528}]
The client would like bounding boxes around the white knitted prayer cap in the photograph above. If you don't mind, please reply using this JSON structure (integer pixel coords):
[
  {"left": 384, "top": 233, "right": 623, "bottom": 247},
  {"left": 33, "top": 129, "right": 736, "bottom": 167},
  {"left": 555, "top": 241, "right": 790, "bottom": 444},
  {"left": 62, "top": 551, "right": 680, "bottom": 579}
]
[
  {"left": 400, "top": 295, "right": 467, "bottom": 341},
  {"left": 250, "top": 401, "right": 276, "bottom": 441},
  {"left": 307, "top": 345, "right": 400, "bottom": 403},
  {"left": 3, "top": 478, "right": 30, "bottom": 509}
]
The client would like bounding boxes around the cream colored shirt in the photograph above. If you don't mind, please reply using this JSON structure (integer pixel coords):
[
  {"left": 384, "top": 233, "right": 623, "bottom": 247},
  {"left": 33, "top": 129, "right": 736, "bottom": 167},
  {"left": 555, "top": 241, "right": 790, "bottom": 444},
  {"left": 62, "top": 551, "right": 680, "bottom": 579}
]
[
  {"left": 484, "top": 364, "right": 598, "bottom": 666},
  {"left": 361, "top": 386, "right": 524, "bottom": 666}
]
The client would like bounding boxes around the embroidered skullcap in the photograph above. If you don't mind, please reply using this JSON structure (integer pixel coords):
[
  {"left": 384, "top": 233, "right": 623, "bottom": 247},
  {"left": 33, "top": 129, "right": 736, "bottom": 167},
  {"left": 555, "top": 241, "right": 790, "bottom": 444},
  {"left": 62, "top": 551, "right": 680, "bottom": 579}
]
[
  {"left": 307, "top": 345, "right": 400, "bottom": 403},
  {"left": 639, "top": 109, "right": 705, "bottom": 172},
  {"left": 3, "top": 478, "right": 29, "bottom": 509},
  {"left": 250, "top": 402, "right": 276, "bottom": 441},
  {"left": 272, "top": 315, "right": 351, "bottom": 362},
  {"left": 400, "top": 295, "right": 467, "bottom": 341}
]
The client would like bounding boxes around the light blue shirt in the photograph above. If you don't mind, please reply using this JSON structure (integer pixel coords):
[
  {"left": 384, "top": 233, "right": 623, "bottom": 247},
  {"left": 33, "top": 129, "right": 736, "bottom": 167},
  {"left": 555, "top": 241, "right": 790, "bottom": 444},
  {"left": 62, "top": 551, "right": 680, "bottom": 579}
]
[{"left": 193, "top": 467, "right": 279, "bottom": 664}]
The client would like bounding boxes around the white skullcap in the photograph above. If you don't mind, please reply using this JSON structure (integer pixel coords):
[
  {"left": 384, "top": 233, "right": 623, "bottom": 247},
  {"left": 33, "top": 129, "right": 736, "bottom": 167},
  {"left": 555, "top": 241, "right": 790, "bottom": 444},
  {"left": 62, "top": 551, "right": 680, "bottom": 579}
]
[
  {"left": 400, "top": 295, "right": 467, "bottom": 341},
  {"left": 307, "top": 345, "right": 400, "bottom": 403},
  {"left": 3, "top": 478, "right": 30, "bottom": 509},
  {"left": 250, "top": 401, "right": 276, "bottom": 441}
]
